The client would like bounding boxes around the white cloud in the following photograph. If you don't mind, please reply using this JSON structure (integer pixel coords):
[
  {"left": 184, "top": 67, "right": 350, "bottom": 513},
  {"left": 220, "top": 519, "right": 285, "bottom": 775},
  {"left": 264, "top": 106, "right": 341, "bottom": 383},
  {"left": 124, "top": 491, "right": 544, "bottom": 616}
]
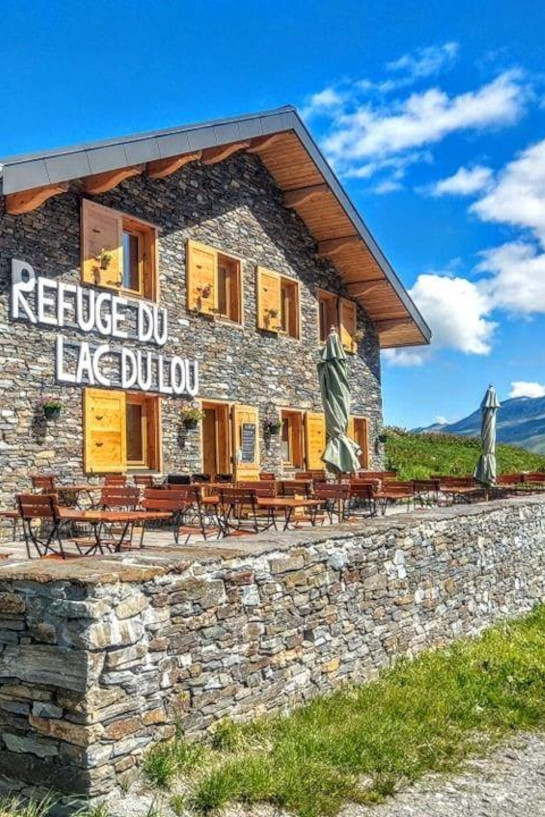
[
  {"left": 429, "top": 164, "right": 494, "bottom": 196},
  {"left": 471, "top": 136, "right": 545, "bottom": 246},
  {"left": 384, "top": 273, "right": 496, "bottom": 366},
  {"left": 301, "top": 87, "right": 345, "bottom": 119},
  {"left": 386, "top": 42, "right": 459, "bottom": 82},
  {"left": 323, "top": 70, "right": 526, "bottom": 171},
  {"left": 509, "top": 381, "right": 545, "bottom": 398},
  {"left": 477, "top": 240, "right": 545, "bottom": 314},
  {"left": 434, "top": 415, "right": 449, "bottom": 425}
]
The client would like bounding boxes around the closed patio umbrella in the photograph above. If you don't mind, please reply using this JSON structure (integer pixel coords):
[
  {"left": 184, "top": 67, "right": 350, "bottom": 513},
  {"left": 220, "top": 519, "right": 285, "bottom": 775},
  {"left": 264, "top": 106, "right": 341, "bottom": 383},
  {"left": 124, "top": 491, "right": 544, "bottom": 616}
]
[
  {"left": 318, "top": 327, "right": 361, "bottom": 474},
  {"left": 474, "top": 384, "right": 501, "bottom": 489}
]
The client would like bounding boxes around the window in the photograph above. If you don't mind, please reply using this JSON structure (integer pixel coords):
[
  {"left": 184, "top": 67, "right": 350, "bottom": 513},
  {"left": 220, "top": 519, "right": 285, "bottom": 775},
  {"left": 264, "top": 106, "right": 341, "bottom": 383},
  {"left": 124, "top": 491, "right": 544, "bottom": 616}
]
[
  {"left": 257, "top": 267, "right": 299, "bottom": 338},
  {"left": 84, "top": 388, "right": 160, "bottom": 473},
  {"left": 82, "top": 200, "right": 157, "bottom": 300},
  {"left": 317, "top": 289, "right": 358, "bottom": 353},
  {"left": 186, "top": 240, "right": 242, "bottom": 323},
  {"left": 348, "top": 415, "right": 370, "bottom": 469}
]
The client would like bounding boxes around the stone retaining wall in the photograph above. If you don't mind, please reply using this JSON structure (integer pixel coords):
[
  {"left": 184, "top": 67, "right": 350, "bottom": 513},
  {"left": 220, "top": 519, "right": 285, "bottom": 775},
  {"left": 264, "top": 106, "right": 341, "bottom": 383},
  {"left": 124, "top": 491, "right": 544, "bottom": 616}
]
[{"left": 1, "top": 498, "right": 545, "bottom": 807}]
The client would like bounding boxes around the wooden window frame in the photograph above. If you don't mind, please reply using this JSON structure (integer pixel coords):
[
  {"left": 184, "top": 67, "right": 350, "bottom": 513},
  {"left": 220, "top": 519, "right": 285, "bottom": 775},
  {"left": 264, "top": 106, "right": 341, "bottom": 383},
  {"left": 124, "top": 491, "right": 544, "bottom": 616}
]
[
  {"left": 186, "top": 240, "right": 244, "bottom": 326},
  {"left": 125, "top": 392, "right": 162, "bottom": 472},
  {"left": 349, "top": 414, "right": 370, "bottom": 470},
  {"left": 200, "top": 399, "right": 233, "bottom": 476},
  {"left": 81, "top": 200, "right": 159, "bottom": 303}
]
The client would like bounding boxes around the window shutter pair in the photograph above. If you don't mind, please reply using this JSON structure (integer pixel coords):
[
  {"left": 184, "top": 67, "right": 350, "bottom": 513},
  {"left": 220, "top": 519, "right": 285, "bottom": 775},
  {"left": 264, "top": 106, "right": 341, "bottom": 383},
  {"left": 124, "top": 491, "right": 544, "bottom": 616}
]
[
  {"left": 186, "top": 240, "right": 219, "bottom": 315},
  {"left": 233, "top": 404, "right": 260, "bottom": 480},
  {"left": 339, "top": 297, "right": 357, "bottom": 353},
  {"left": 256, "top": 267, "right": 282, "bottom": 332},
  {"left": 84, "top": 388, "right": 127, "bottom": 473},
  {"left": 305, "top": 412, "right": 326, "bottom": 470},
  {"left": 82, "top": 200, "right": 124, "bottom": 288}
]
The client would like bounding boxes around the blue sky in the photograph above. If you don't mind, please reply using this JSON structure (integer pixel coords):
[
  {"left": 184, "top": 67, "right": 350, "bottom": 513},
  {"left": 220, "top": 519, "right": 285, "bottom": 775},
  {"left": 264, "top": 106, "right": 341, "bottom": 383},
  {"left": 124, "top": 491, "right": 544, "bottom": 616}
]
[{"left": 2, "top": 0, "right": 545, "bottom": 427}]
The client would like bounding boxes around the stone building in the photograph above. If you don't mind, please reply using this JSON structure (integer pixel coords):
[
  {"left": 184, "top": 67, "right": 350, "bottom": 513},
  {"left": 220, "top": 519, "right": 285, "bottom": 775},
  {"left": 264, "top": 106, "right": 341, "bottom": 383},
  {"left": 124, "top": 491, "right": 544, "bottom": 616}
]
[{"left": 0, "top": 107, "right": 430, "bottom": 502}]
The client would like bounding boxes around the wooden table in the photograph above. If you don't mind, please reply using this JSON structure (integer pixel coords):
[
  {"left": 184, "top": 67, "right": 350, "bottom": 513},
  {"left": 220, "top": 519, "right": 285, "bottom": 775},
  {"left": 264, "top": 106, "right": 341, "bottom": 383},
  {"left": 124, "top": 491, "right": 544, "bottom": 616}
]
[
  {"left": 255, "top": 497, "right": 322, "bottom": 530},
  {"left": 59, "top": 509, "right": 172, "bottom": 553}
]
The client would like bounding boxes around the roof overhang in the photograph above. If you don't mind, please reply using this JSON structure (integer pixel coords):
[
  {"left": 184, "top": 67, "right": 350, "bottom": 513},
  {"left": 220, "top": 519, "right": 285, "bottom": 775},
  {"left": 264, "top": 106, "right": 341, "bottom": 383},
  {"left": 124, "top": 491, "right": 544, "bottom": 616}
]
[{"left": 0, "top": 106, "right": 431, "bottom": 349}]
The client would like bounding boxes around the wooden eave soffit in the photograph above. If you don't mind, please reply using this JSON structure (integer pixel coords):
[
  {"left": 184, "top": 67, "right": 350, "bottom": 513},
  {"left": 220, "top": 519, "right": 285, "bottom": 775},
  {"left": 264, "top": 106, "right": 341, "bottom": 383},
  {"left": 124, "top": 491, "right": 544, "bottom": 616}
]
[
  {"left": 317, "top": 235, "right": 360, "bottom": 257},
  {"left": 284, "top": 183, "right": 329, "bottom": 208},
  {"left": 4, "top": 183, "right": 70, "bottom": 215},
  {"left": 346, "top": 277, "right": 386, "bottom": 297},
  {"left": 246, "top": 133, "right": 284, "bottom": 154},
  {"left": 376, "top": 318, "right": 413, "bottom": 333}
]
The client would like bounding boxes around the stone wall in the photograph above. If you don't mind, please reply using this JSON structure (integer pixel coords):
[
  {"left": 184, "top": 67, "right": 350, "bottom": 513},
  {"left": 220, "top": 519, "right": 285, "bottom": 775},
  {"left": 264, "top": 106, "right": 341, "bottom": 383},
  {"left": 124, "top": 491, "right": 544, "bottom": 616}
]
[
  {"left": 1, "top": 498, "right": 545, "bottom": 806},
  {"left": 0, "top": 152, "right": 383, "bottom": 508}
]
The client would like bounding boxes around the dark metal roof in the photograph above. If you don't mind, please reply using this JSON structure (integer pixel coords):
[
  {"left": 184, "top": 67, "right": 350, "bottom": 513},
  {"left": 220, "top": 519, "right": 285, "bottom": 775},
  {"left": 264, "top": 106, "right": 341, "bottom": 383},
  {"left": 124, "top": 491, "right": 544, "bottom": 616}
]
[{"left": 0, "top": 106, "right": 431, "bottom": 344}]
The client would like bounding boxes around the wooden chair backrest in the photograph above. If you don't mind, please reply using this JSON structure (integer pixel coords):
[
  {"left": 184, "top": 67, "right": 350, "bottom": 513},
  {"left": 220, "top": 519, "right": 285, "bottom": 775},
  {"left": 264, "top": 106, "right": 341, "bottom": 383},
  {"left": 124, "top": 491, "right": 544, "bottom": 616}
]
[
  {"left": 413, "top": 479, "right": 441, "bottom": 491},
  {"left": 17, "top": 493, "right": 60, "bottom": 520},
  {"left": 439, "top": 476, "right": 475, "bottom": 488},
  {"left": 215, "top": 473, "right": 233, "bottom": 483},
  {"left": 142, "top": 488, "right": 188, "bottom": 513},
  {"left": 522, "top": 472, "right": 545, "bottom": 482},
  {"left": 349, "top": 482, "right": 375, "bottom": 499},
  {"left": 497, "top": 474, "right": 522, "bottom": 485},
  {"left": 104, "top": 475, "right": 127, "bottom": 486},
  {"left": 314, "top": 483, "right": 351, "bottom": 499},
  {"left": 279, "top": 480, "right": 311, "bottom": 497},
  {"left": 295, "top": 470, "right": 327, "bottom": 482},
  {"left": 134, "top": 475, "right": 155, "bottom": 487},
  {"left": 259, "top": 472, "right": 276, "bottom": 481},
  {"left": 219, "top": 487, "right": 258, "bottom": 506},
  {"left": 236, "top": 482, "right": 277, "bottom": 497},
  {"left": 31, "top": 475, "right": 56, "bottom": 492},
  {"left": 100, "top": 486, "right": 140, "bottom": 509}
]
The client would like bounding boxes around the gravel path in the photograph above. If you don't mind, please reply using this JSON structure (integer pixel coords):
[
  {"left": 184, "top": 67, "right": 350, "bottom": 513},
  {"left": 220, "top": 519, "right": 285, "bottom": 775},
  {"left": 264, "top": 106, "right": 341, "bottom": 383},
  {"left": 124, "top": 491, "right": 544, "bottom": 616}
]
[{"left": 345, "top": 732, "right": 545, "bottom": 817}]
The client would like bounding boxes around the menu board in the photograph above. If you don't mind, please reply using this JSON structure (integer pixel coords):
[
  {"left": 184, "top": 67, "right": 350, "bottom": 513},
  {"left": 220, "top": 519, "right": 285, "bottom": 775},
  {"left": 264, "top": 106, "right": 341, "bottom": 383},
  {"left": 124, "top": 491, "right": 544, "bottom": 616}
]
[{"left": 240, "top": 423, "right": 257, "bottom": 463}]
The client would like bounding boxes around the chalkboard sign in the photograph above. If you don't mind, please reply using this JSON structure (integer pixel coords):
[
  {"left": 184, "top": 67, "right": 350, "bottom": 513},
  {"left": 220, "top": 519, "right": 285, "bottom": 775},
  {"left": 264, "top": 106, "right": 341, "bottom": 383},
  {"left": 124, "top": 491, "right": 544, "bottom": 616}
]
[{"left": 240, "top": 423, "right": 257, "bottom": 463}]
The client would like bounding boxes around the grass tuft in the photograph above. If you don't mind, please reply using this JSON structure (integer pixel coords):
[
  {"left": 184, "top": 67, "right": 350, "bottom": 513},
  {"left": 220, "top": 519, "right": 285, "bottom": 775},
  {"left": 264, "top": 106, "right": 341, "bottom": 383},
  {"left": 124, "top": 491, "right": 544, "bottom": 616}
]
[
  {"left": 186, "top": 605, "right": 545, "bottom": 816},
  {"left": 143, "top": 734, "right": 204, "bottom": 788}
]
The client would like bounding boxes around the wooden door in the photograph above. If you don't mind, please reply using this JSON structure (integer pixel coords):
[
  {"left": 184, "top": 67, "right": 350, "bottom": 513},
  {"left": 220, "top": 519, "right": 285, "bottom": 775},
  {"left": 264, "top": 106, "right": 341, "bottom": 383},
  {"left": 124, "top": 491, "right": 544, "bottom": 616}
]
[
  {"left": 233, "top": 404, "right": 260, "bottom": 480},
  {"left": 202, "top": 406, "right": 218, "bottom": 476},
  {"left": 84, "top": 388, "right": 126, "bottom": 473},
  {"left": 305, "top": 412, "right": 326, "bottom": 470},
  {"left": 353, "top": 417, "right": 369, "bottom": 469}
]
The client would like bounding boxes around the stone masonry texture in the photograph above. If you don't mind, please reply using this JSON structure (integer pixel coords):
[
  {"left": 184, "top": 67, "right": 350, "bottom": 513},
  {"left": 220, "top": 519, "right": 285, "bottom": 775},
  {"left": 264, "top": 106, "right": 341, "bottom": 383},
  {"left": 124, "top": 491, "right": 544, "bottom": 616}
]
[
  {"left": 0, "top": 152, "right": 383, "bottom": 510},
  {"left": 0, "top": 498, "right": 545, "bottom": 807}
]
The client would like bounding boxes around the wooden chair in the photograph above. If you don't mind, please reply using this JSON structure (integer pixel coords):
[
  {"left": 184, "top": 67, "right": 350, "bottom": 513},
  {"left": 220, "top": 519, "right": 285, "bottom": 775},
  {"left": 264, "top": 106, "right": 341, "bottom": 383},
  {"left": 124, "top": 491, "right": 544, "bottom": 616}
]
[
  {"left": 279, "top": 480, "right": 311, "bottom": 498},
  {"left": 413, "top": 479, "right": 442, "bottom": 507},
  {"left": 31, "top": 475, "right": 56, "bottom": 492},
  {"left": 99, "top": 486, "right": 140, "bottom": 510},
  {"left": 192, "top": 473, "right": 211, "bottom": 483},
  {"left": 314, "top": 483, "right": 351, "bottom": 522},
  {"left": 17, "top": 493, "right": 73, "bottom": 559},
  {"left": 104, "top": 474, "right": 127, "bottom": 486},
  {"left": 295, "top": 470, "right": 327, "bottom": 482},
  {"left": 375, "top": 480, "right": 415, "bottom": 514},
  {"left": 88, "top": 486, "right": 141, "bottom": 551},
  {"left": 259, "top": 472, "right": 276, "bottom": 481},
  {"left": 347, "top": 482, "right": 376, "bottom": 517},
  {"left": 218, "top": 487, "right": 275, "bottom": 535},
  {"left": 215, "top": 473, "right": 233, "bottom": 483},
  {"left": 141, "top": 487, "right": 222, "bottom": 545}
]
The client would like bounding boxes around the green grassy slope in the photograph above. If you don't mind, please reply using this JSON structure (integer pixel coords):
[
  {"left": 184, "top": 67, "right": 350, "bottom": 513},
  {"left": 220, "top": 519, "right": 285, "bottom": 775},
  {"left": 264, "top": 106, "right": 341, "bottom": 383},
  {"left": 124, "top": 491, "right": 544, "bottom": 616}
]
[{"left": 385, "top": 428, "right": 545, "bottom": 481}]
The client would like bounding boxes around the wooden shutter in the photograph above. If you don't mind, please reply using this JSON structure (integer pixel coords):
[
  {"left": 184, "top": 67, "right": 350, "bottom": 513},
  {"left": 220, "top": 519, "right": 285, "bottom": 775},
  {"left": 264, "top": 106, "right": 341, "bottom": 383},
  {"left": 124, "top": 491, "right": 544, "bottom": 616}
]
[
  {"left": 305, "top": 412, "right": 326, "bottom": 470},
  {"left": 82, "top": 200, "right": 123, "bottom": 288},
  {"left": 233, "top": 404, "right": 260, "bottom": 480},
  {"left": 347, "top": 416, "right": 355, "bottom": 440},
  {"left": 186, "top": 240, "right": 218, "bottom": 315},
  {"left": 84, "top": 388, "right": 127, "bottom": 474},
  {"left": 354, "top": 417, "right": 370, "bottom": 469},
  {"left": 256, "top": 267, "right": 281, "bottom": 331},
  {"left": 339, "top": 298, "right": 357, "bottom": 353}
]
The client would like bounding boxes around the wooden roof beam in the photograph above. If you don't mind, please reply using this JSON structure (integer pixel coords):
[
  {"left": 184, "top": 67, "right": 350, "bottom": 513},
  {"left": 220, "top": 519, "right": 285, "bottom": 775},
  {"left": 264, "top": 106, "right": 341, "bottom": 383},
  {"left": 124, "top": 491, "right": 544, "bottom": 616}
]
[
  {"left": 201, "top": 141, "right": 251, "bottom": 165},
  {"left": 247, "top": 133, "right": 284, "bottom": 154},
  {"left": 317, "top": 235, "right": 360, "bottom": 257},
  {"left": 82, "top": 165, "right": 144, "bottom": 195},
  {"left": 147, "top": 151, "right": 202, "bottom": 179},
  {"left": 5, "top": 182, "right": 70, "bottom": 215},
  {"left": 349, "top": 279, "right": 387, "bottom": 298},
  {"left": 284, "top": 183, "right": 329, "bottom": 208},
  {"left": 376, "top": 318, "right": 413, "bottom": 333}
]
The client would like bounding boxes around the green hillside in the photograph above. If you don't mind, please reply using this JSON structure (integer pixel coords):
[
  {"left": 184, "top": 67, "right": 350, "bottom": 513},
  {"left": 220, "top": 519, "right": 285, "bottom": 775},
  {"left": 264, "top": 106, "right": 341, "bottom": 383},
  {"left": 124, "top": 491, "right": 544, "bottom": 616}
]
[{"left": 385, "top": 427, "right": 545, "bottom": 481}]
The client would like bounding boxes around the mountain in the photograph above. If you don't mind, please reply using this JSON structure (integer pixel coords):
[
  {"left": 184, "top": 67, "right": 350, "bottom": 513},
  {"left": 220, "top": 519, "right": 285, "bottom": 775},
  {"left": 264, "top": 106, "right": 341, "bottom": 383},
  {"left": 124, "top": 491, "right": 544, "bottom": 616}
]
[{"left": 415, "top": 396, "right": 545, "bottom": 453}]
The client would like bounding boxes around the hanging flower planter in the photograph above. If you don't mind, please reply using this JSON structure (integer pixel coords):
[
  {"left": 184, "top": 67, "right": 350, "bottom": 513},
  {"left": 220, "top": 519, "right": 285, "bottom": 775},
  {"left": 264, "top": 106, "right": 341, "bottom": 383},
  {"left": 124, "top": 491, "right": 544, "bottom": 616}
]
[
  {"left": 181, "top": 405, "right": 205, "bottom": 429},
  {"left": 39, "top": 396, "right": 63, "bottom": 420},
  {"left": 264, "top": 418, "right": 282, "bottom": 435}
]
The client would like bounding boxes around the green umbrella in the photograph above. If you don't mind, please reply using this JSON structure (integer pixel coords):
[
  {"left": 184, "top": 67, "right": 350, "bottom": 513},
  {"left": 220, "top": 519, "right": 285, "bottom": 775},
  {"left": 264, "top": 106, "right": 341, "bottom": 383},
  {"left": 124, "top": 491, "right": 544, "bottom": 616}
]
[
  {"left": 318, "top": 327, "right": 362, "bottom": 474},
  {"left": 474, "top": 384, "right": 501, "bottom": 487}
]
